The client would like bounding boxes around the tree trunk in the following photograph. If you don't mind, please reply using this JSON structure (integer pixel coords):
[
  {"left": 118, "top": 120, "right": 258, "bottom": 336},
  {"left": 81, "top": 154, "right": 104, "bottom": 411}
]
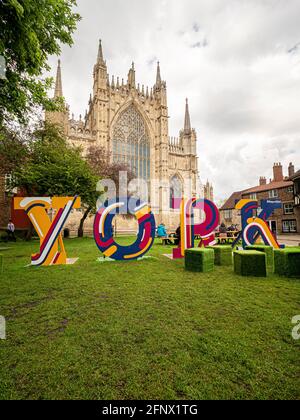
[
  {"left": 25, "top": 222, "right": 35, "bottom": 241},
  {"left": 78, "top": 207, "right": 92, "bottom": 238}
]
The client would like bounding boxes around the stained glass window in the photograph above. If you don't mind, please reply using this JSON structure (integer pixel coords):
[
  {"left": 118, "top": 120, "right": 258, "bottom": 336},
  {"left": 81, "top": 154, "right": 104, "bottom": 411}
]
[{"left": 112, "top": 105, "right": 150, "bottom": 180}]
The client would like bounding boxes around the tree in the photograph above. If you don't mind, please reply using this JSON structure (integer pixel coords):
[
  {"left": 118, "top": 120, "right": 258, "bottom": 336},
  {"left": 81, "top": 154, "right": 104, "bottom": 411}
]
[
  {"left": 0, "top": 122, "right": 99, "bottom": 239},
  {"left": 0, "top": 126, "right": 28, "bottom": 176},
  {"left": 0, "top": 0, "right": 81, "bottom": 126},
  {"left": 77, "top": 145, "right": 136, "bottom": 237}
]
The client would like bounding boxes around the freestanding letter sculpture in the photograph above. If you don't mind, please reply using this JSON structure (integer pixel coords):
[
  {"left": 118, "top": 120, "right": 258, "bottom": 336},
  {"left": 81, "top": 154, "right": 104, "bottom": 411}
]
[
  {"left": 14, "top": 196, "right": 81, "bottom": 266},
  {"left": 94, "top": 197, "right": 156, "bottom": 261},
  {"left": 173, "top": 198, "right": 220, "bottom": 259},
  {"left": 236, "top": 199, "right": 284, "bottom": 249}
]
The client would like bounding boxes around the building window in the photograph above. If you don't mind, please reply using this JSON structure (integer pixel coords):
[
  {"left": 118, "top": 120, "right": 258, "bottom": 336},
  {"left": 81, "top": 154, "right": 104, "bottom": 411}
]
[
  {"left": 169, "top": 175, "right": 182, "bottom": 208},
  {"left": 250, "top": 193, "right": 257, "bottom": 200},
  {"left": 269, "top": 189, "right": 278, "bottom": 198},
  {"left": 112, "top": 105, "right": 150, "bottom": 180},
  {"left": 282, "top": 220, "right": 297, "bottom": 233},
  {"left": 283, "top": 203, "right": 294, "bottom": 215},
  {"left": 287, "top": 186, "right": 294, "bottom": 193},
  {"left": 224, "top": 210, "right": 232, "bottom": 220}
]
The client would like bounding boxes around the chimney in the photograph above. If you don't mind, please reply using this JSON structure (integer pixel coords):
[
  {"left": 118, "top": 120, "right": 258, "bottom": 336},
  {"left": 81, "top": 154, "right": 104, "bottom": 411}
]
[
  {"left": 288, "top": 162, "right": 295, "bottom": 178},
  {"left": 273, "top": 162, "right": 283, "bottom": 182},
  {"left": 259, "top": 177, "right": 267, "bottom": 186}
]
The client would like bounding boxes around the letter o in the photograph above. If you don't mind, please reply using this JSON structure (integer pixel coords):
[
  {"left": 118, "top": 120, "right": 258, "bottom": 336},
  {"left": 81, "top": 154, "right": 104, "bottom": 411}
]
[{"left": 94, "top": 197, "right": 156, "bottom": 261}]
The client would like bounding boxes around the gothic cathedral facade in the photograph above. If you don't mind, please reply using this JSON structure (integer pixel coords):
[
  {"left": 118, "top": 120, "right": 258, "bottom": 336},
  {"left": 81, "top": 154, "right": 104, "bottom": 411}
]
[{"left": 45, "top": 41, "right": 213, "bottom": 234}]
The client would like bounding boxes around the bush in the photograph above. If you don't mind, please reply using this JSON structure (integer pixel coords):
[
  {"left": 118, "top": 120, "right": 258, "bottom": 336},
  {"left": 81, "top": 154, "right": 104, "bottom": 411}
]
[
  {"left": 234, "top": 250, "right": 267, "bottom": 277},
  {"left": 185, "top": 248, "right": 214, "bottom": 273},
  {"left": 245, "top": 245, "right": 274, "bottom": 274},
  {"left": 274, "top": 248, "right": 300, "bottom": 278},
  {"left": 207, "top": 245, "right": 232, "bottom": 266}
]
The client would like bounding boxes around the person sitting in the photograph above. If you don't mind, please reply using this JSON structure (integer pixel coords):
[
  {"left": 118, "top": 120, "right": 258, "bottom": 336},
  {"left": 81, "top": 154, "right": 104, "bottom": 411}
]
[
  {"left": 157, "top": 223, "right": 172, "bottom": 245},
  {"left": 219, "top": 222, "right": 227, "bottom": 233},
  {"left": 6, "top": 219, "right": 16, "bottom": 242},
  {"left": 174, "top": 225, "right": 181, "bottom": 246}
]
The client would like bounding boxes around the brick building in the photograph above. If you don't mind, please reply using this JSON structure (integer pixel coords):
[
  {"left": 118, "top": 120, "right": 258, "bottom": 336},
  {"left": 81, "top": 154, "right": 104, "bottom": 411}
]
[
  {"left": 289, "top": 167, "right": 300, "bottom": 233},
  {"left": 220, "top": 162, "right": 299, "bottom": 234},
  {"left": 0, "top": 177, "right": 10, "bottom": 229}
]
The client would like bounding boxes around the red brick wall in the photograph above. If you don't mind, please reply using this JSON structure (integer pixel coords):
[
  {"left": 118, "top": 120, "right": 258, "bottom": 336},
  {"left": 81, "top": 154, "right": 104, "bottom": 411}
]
[
  {"left": 0, "top": 177, "right": 10, "bottom": 228},
  {"left": 0, "top": 177, "right": 30, "bottom": 230}
]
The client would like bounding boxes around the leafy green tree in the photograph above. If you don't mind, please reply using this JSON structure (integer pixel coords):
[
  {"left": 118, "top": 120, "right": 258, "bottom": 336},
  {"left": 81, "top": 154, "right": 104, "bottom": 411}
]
[
  {"left": 0, "top": 0, "right": 81, "bottom": 125},
  {"left": 0, "top": 126, "right": 28, "bottom": 176},
  {"left": 0, "top": 122, "right": 99, "bottom": 239},
  {"left": 15, "top": 123, "right": 98, "bottom": 199}
]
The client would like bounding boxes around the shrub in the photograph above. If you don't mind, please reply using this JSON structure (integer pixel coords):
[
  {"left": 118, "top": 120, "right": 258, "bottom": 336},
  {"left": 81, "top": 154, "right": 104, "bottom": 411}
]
[
  {"left": 274, "top": 248, "right": 300, "bottom": 278},
  {"left": 234, "top": 250, "right": 267, "bottom": 277},
  {"left": 245, "top": 245, "right": 274, "bottom": 274},
  {"left": 185, "top": 248, "right": 214, "bottom": 273},
  {"left": 207, "top": 245, "right": 232, "bottom": 266}
]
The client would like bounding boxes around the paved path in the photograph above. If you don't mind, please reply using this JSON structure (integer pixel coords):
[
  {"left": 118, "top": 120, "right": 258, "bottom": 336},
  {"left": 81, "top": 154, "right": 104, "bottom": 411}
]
[{"left": 278, "top": 235, "right": 300, "bottom": 247}]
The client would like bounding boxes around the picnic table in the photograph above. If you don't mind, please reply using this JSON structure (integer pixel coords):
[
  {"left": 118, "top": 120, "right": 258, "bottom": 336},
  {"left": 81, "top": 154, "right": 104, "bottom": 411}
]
[
  {"left": 215, "top": 231, "right": 240, "bottom": 244},
  {"left": 160, "top": 232, "right": 177, "bottom": 245}
]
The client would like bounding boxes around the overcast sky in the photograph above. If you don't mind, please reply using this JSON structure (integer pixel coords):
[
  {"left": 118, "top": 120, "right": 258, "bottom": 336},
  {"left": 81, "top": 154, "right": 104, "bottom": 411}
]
[{"left": 47, "top": 0, "right": 300, "bottom": 202}]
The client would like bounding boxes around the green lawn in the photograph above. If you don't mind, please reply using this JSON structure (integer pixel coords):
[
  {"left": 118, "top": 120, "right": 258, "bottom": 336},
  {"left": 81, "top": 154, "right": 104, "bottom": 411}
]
[{"left": 0, "top": 237, "right": 299, "bottom": 400}]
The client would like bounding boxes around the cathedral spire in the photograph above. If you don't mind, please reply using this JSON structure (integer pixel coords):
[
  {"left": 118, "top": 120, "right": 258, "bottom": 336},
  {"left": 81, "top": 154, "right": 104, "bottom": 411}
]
[
  {"left": 97, "top": 39, "right": 105, "bottom": 64},
  {"left": 156, "top": 61, "right": 161, "bottom": 87},
  {"left": 184, "top": 98, "right": 192, "bottom": 135},
  {"left": 54, "top": 59, "right": 63, "bottom": 98},
  {"left": 127, "top": 62, "right": 136, "bottom": 88}
]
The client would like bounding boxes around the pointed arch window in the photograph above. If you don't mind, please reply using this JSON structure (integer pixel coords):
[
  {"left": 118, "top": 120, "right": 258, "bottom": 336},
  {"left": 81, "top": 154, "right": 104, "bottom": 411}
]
[
  {"left": 170, "top": 175, "right": 183, "bottom": 208},
  {"left": 112, "top": 105, "right": 150, "bottom": 180}
]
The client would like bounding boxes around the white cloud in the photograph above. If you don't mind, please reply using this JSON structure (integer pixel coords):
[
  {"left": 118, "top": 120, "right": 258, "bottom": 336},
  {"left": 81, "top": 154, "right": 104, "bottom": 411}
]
[{"left": 47, "top": 0, "right": 300, "bottom": 201}]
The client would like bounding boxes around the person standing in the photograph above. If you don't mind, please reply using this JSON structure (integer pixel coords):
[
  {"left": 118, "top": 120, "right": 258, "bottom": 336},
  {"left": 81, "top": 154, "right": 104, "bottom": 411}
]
[{"left": 7, "top": 219, "right": 16, "bottom": 242}]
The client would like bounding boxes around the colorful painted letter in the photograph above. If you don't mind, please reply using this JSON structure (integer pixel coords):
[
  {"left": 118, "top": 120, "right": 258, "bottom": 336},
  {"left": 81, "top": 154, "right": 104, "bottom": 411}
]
[
  {"left": 94, "top": 197, "right": 156, "bottom": 260},
  {"left": 236, "top": 199, "right": 284, "bottom": 249},
  {"left": 14, "top": 196, "right": 81, "bottom": 266},
  {"left": 173, "top": 198, "right": 220, "bottom": 259}
]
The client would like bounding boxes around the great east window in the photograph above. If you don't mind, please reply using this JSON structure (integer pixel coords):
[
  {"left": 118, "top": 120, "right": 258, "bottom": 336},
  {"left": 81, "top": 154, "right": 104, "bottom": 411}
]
[{"left": 112, "top": 105, "right": 150, "bottom": 180}]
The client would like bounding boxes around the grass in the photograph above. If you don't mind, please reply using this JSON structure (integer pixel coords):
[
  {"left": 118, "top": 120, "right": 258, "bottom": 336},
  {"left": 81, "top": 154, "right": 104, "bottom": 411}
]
[{"left": 0, "top": 237, "right": 299, "bottom": 400}]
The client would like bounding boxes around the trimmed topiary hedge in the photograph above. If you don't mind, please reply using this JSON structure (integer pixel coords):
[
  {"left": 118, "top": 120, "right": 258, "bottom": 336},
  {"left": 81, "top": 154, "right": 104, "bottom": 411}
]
[
  {"left": 185, "top": 248, "right": 214, "bottom": 273},
  {"left": 274, "top": 248, "right": 300, "bottom": 278},
  {"left": 207, "top": 245, "right": 233, "bottom": 266},
  {"left": 245, "top": 245, "right": 274, "bottom": 274},
  {"left": 234, "top": 250, "right": 267, "bottom": 277}
]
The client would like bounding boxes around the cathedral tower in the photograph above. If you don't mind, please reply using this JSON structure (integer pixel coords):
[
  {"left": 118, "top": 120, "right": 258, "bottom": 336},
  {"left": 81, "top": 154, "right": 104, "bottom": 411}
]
[{"left": 45, "top": 40, "right": 210, "bottom": 234}]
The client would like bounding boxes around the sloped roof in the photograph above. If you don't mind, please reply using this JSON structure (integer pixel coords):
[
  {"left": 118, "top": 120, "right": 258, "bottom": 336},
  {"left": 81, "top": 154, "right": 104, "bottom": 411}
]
[
  {"left": 242, "top": 180, "right": 293, "bottom": 195},
  {"left": 220, "top": 191, "right": 243, "bottom": 210},
  {"left": 290, "top": 169, "right": 300, "bottom": 180}
]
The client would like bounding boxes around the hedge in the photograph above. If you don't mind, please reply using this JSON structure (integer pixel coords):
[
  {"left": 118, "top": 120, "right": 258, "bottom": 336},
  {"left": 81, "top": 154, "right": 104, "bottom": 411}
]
[
  {"left": 234, "top": 250, "right": 267, "bottom": 277},
  {"left": 185, "top": 248, "right": 214, "bottom": 273},
  {"left": 245, "top": 245, "right": 274, "bottom": 274},
  {"left": 274, "top": 248, "right": 300, "bottom": 278},
  {"left": 207, "top": 245, "right": 233, "bottom": 266}
]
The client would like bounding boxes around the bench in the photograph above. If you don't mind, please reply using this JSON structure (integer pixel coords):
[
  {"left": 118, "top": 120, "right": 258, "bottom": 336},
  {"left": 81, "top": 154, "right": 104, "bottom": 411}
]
[
  {"left": 274, "top": 248, "right": 300, "bottom": 278},
  {"left": 245, "top": 245, "right": 274, "bottom": 274},
  {"left": 207, "top": 245, "right": 233, "bottom": 266},
  {"left": 234, "top": 250, "right": 267, "bottom": 277},
  {"left": 185, "top": 248, "right": 214, "bottom": 273}
]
